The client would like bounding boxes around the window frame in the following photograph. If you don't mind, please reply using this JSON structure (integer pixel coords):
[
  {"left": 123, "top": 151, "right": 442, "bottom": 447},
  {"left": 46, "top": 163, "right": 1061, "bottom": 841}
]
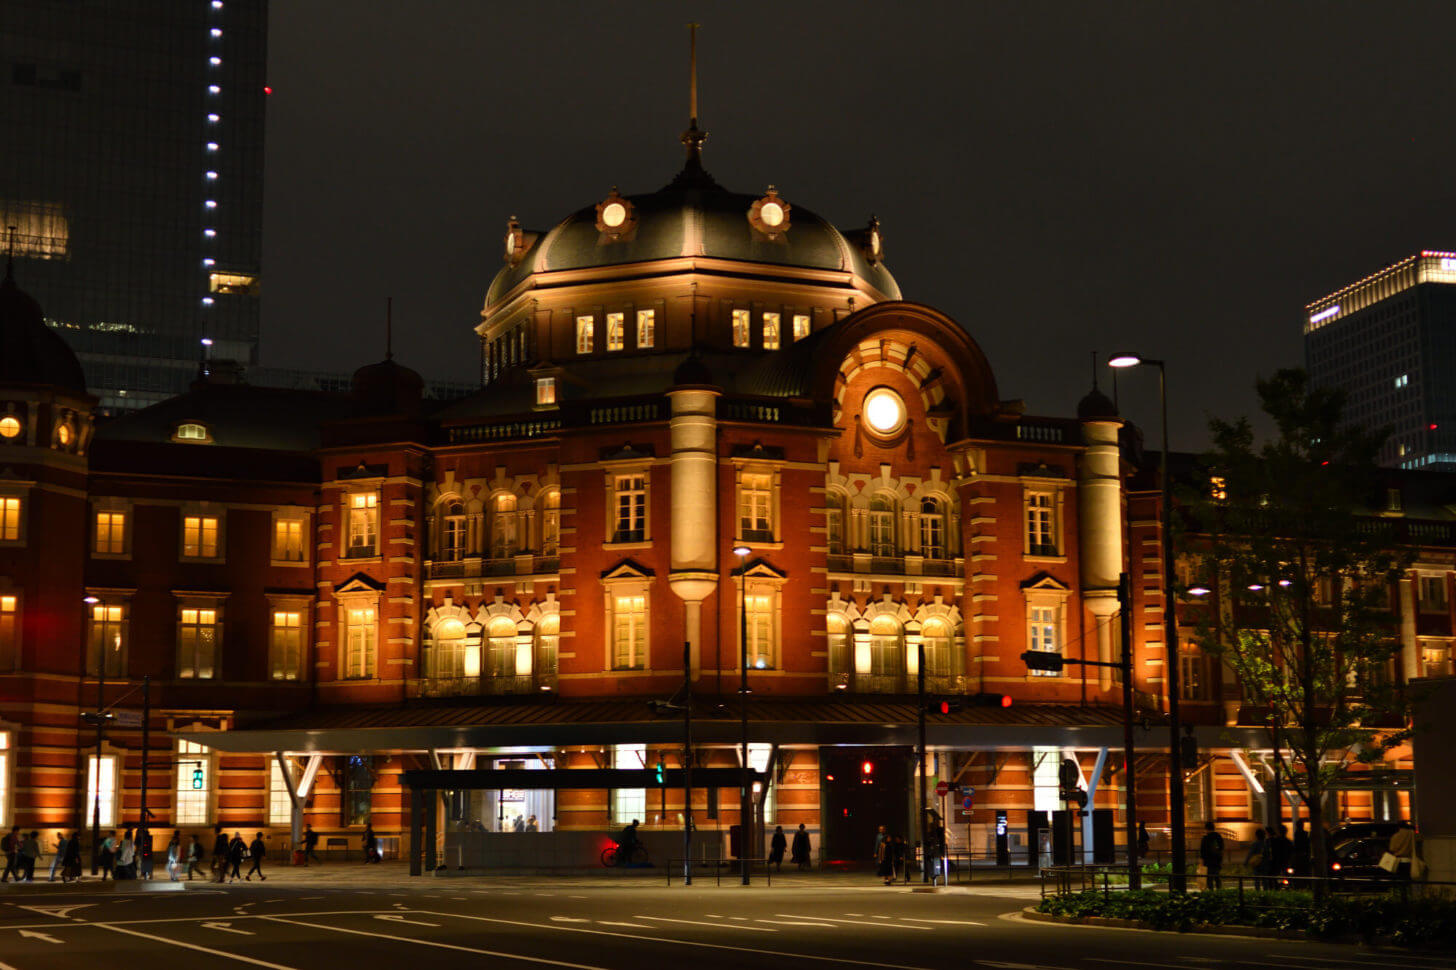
[
  {"left": 180, "top": 511, "right": 224, "bottom": 562},
  {"left": 271, "top": 510, "right": 309, "bottom": 566},
  {"left": 86, "top": 597, "right": 129, "bottom": 678},
  {"left": 762, "top": 312, "right": 780, "bottom": 350},
  {"left": 575, "top": 314, "right": 595, "bottom": 354},
  {"left": 1024, "top": 489, "right": 1060, "bottom": 558},
  {"left": 737, "top": 470, "right": 776, "bottom": 543},
  {"left": 0, "top": 594, "right": 17, "bottom": 671},
  {"left": 87, "top": 752, "right": 120, "bottom": 829},
  {"left": 605, "top": 311, "right": 625, "bottom": 351},
  {"left": 635, "top": 309, "right": 655, "bottom": 348},
  {"left": 345, "top": 491, "right": 380, "bottom": 559},
  {"left": 336, "top": 590, "right": 381, "bottom": 681},
  {"left": 175, "top": 599, "right": 223, "bottom": 680},
  {"left": 868, "top": 495, "right": 897, "bottom": 558},
  {"left": 91, "top": 503, "right": 129, "bottom": 558},
  {"left": 0, "top": 492, "right": 23, "bottom": 546},
  {"left": 174, "top": 738, "right": 213, "bottom": 825},
  {"left": 732, "top": 308, "right": 751, "bottom": 348},
  {"left": 267, "top": 596, "right": 309, "bottom": 681},
  {"left": 608, "top": 471, "right": 648, "bottom": 545},
  {"left": 1418, "top": 574, "right": 1448, "bottom": 614},
  {"left": 792, "top": 313, "right": 811, "bottom": 341}
]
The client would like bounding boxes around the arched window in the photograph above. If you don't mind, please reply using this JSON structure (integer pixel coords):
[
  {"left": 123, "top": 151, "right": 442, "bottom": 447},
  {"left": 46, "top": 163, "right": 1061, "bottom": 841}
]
[
  {"left": 827, "top": 613, "right": 851, "bottom": 676},
  {"left": 486, "top": 616, "right": 518, "bottom": 678},
  {"left": 431, "top": 618, "right": 472, "bottom": 680},
  {"left": 535, "top": 614, "right": 559, "bottom": 679},
  {"left": 921, "top": 618, "right": 952, "bottom": 677},
  {"left": 541, "top": 490, "right": 560, "bottom": 557},
  {"left": 441, "top": 502, "right": 466, "bottom": 561},
  {"left": 869, "top": 615, "right": 903, "bottom": 679},
  {"left": 491, "top": 494, "right": 517, "bottom": 559},
  {"left": 826, "top": 490, "right": 848, "bottom": 556},
  {"left": 869, "top": 496, "right": 897, "bottom": 557},
  {"left": 919, "top": 497, "right": 945, "bottom": 560}
]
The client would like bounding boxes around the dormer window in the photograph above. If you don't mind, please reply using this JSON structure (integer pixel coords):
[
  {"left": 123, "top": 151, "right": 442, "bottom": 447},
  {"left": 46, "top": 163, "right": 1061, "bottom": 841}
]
[
  {"left": 175, "top": 422, "right": 211, "bottom": 443},
  {"left": 595, "top": 189, "right": 636, "bottom": 241},
  {"left": 0, "top": 416, "right": 18, "bottom": 439},
  {"left": 504, "top": 217, "right": 524, "bottom": 265},
  {"left": 536, "top": 377, "right": 557, "bottom": 407},
  {"left": 748, "top": 187, "right": 791, "bottom": 240}
]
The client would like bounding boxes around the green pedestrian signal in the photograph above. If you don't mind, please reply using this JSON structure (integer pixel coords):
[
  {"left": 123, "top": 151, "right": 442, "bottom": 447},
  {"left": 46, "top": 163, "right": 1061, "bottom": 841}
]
[{"left": 192, "top": 766, "right": 205, "bottom": 790}]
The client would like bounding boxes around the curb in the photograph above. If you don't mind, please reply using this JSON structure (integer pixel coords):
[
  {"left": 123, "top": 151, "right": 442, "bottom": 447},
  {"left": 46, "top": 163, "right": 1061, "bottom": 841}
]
[{"left": 1021, "top": 906, "right": 1307, "bottom": 940}]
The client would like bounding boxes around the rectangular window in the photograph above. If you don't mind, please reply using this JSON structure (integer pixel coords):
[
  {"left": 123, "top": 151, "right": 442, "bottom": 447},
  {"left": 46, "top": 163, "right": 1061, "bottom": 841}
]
[
  {"left": 1026, "top": 492, "right": 1057, "bottom": 556},
  {"left": 739, "top": 473, "right": 773, "bottom": 541},
  {"left": 87, "top": 603, "right": 127, "bottom": 677},
  {"left": 636, "top": 309, "right": 655, "bottom": 348},
  {"left": 345, "top": 607, "right": 377, "bottom": 679},
  {"left": 95, "top": 510, "right": 125, "bottom": 554},
  {"left": 612, "top": 594, "right": 647, "bottom": 669},
  {"left": 88, "top": 755, "right": 117, "bottom": 828},
  {"left": 0, "top": 733, "right": 8, "bottom": 826},
  {"left": 269, "top": 610, "right": 303, "bottom": 681},
  {"left": 605, "top": 312, "right": 625, "bottom": 351},
  {"left": 1028, "top": 606, "right": 1059, "bottom": 677},
  {"left": 792, "top": 313, "right": 811, "bottom": 341},
  {"left": 536, "top": 377, "right": 556, "bottom": 405},
  {"left": 762, "top": 312, "right": 780, "bottom": 350},
  {"left": 268, "top": 759, "right": 296, "bottom": 826},
  {"left": 826, "top": 505, "right": 844, "bottom": 556},
  {"left": 182, "top": 514, "right": 219, "bottom": 558},
  {"left": 273, "top": 516, "right": 305, "bottom": 562},
  {"left": 610, "top": 744, "right": 645, "bottom": 825},
  {"left": 746, "top": 593, "right": 775, "bottom": 669},
  {"left": 175, "top": 740, "right": 210, "bottom": 825},
  {"left": 0, "top": 596, "right": 15, "bottom": 670},
  {"left": 732, "top": 308, "right": 751, "bottom": 348},
  {"left": 1419, "top": 575, "right": 1447, "bottom": 612},
  {"left": 612, "top": 474, "right": 646, "bottom": 542},
  {"left": 0, "top": 497, "right": 20, "bottom": 542},
  {"left": 347, "top": 493, "right": 378, "bottom": 557},
  {"left": 177, "top": 607, "right": 219, "bottom": 680},
  {"left": 1179, "top": 654, "right": 1205, "bottom": 700},
  {"left": 576, "top": 315, "right": 594, "bottom": 354},
  {"left": 344, "top": 756, "right": 374, "bottom": 826}
]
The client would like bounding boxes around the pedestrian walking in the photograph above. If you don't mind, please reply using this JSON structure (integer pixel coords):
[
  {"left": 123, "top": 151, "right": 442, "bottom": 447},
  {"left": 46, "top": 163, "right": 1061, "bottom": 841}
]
[
  {"left": 1387, "top": 820, "right": 1419, "bottom": 881},
  {"left": 100, "top": 829, "right": 116, "bottom": 880},
  {"left": 1, "top": 824, "right": 19, "bottom": 881},
  {"left": 211, "top": 823, "right": 228, "bottom": 882},
  {"left": 875, "top": 831, "right": 894, "bottom": 885},
  {"left": 1136, "top": 821, "right": 1151, "bottom": 860},
  {"left": 1267, "top": 824, "right": 1293, "bottom": 886},
  {"left": 1198, "top": 821, "right": 1224, "bottom": 891},
  {"left": 769, "top": 825, "right": 787, "bottom": 872},
  {"left": 303, "top": 824, "right": 321, "bottom": 865},
  {"left": 138, "top": 827, "right": 154, "bottom": 880},
  {"left": 227, "top": 832, "right": 246, "bottom": 882},
  {"left": 61, "top": 832, "right": 82, "bottom": 882},
  {"left": 1245, "top": 828, "right": 1267, "bottom": 888},
  {"left": 363, "top": 825, "right": 379, "bottom": 864},
  {"left": 526, "top": 815, "right": 539, "bottom": 832},
  {"left": 116, "top": 828, "right": 136, "bottom": 879},
  {"left": 187, "top": 835, "right": 207, "bottom": 880},
  {"left": 48, "top": 831, "right": 67, "bottom": 882},
  {"left": 1292, "top": 819, "right": 1311, "bottom": 878},
  {"left": 166, "top": 832, "right": 181, "bottom": 881},
  {"left": 246, "top": 832, "right": 267, "bottom": 881},
  {"left": 791, "top": 823, "right": 812, "bottom": 871},
  {"left": 19, "top": 832, "right": 39, "bottom": 881}
]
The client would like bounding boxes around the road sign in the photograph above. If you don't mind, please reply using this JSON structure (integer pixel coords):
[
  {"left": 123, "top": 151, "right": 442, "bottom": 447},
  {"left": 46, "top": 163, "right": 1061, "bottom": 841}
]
[
  {"left": 935, "top": 781, "right": 950, "bottom": 797},
  {"left": 962, "top": 795, "right": 973, "bottom": 810},
  {"left": 112, "top": 710, "right": 143, "bottom": 728}
]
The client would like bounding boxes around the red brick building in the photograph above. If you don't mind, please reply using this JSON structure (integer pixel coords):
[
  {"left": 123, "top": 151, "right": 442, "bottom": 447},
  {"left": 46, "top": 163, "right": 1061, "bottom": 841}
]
[{"left": 0, "top": 128, "right": 1432, "bottom": 867}]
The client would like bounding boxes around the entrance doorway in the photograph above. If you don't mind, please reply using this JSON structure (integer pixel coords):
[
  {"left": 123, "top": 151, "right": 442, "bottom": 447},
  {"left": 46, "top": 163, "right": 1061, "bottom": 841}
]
[{"left": 820, "top": 745, "right": 912, "bottom": 865}]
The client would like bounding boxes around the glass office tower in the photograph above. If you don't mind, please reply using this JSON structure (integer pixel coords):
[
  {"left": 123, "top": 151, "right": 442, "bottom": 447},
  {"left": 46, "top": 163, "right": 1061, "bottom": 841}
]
[{"left": 1, "top": 0, "right": 266, "bottom": 412}]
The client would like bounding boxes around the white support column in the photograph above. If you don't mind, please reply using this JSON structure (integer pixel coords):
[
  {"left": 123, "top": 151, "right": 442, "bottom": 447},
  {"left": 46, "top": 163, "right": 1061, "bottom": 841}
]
[
  {"left": 1400, "top": 576, "right": 1420, "bottom": 681},
  {"left": 275, "top": 752, "right": 303, "bottom": 848},
  {"left": 1082, "top": 747, "right": 1108, "bottom": 864},
  {"left": 297, "top": 753, "right": 323, "bottom": 799}
]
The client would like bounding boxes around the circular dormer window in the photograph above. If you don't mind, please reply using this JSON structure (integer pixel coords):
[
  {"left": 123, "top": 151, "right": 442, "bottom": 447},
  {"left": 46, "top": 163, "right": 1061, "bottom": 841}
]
[
  {"left": 0, "top": 416, "right": 19, "bottom": 439},
  {"left": 749, "top": 187, "right": 792, "bottom": 239},
  {"left": 601, "top": 201, "right": 627, "bottom": 228},
  {"left": 760, "top": 200, "right": 785, "bottom": 228},
  {"left": 595, "top": 189, "right": 635, "bottom": 240},
  {"left": 863, "top": 387, "right": 906, "bottom": 436}
]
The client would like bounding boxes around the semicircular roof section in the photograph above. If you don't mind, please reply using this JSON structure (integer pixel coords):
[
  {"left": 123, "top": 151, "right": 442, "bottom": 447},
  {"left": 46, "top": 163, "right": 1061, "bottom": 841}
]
[{"left": 487, "top": 184, "right": 900, "bottom": 307}]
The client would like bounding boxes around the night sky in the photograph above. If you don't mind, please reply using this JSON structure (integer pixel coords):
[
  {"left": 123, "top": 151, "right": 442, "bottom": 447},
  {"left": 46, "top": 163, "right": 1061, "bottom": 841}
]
[{"left": 259, "top": 2, "right": 1456, "bottom": 450}]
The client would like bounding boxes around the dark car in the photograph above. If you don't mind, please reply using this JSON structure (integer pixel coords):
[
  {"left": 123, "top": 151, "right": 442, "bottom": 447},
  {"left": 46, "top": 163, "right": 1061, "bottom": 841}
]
[{"left": 1327, "top": 823, "right": 1400, "bottom": 882}]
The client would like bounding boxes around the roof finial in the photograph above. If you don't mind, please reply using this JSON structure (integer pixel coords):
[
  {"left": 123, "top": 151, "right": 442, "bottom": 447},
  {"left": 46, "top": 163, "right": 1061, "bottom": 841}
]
[
  {"left": 688, "top": 21, "right": 699, "bottom": 129},
  {"left": 385, "top": 296, "right": 393, "bottom": 361},
  {"left": 671, "top": 21, "right": 718, "bottom": 189}
]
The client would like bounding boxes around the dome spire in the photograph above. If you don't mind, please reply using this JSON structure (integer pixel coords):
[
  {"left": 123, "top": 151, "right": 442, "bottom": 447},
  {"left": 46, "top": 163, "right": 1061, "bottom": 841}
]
[{"left": 671, "top": 22, "right": 719, "bottom": 190}]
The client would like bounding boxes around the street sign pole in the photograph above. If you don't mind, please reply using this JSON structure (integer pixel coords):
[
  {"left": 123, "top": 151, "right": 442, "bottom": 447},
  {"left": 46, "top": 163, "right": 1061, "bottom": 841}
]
[
  {"left": 139, "top": 675, "right": 150, "bottom": 867},
  {"left": 917, "top": 642, "right": 928, "bottom": 883}
]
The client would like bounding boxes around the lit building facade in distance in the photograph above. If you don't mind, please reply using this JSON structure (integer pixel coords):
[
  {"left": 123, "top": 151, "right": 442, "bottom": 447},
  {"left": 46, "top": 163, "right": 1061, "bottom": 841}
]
[
  {"left": 0, "top": 0, "right": 267, "bottom": 413},
  {"left": 1305, "top": 251, "right": 1456, "bottom": 470},
  {"left": 0, "top": 105, "right": 1428, "bottom": 866}
]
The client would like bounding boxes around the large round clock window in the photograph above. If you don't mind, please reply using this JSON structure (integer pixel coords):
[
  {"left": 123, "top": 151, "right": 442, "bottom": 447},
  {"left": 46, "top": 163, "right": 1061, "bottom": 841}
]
[{"left": 863, "top": 387, "right": 906, "bottom": 436}]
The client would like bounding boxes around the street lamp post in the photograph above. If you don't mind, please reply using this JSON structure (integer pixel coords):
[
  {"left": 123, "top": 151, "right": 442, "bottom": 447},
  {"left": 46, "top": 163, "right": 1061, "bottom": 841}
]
[
  {"left": 1108, "top": 352, "right": 1187, "bottom": 891},
  {"left": 734, "top": 543, "right": 752, "bottom": 886}
]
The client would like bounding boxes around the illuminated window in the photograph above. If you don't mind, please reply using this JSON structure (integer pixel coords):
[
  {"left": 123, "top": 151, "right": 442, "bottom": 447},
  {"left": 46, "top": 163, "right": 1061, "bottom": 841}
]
[
  {"left": 868, "top": 615, "right": 903, "bottom": 678},
  {"left": 732, "top": 309, "right": 751, "bottom": 348},
  {"left": 535, "top": 377, "right": 556, "bottom": 406},
  {"left": 535, "top": 614, "right": 559, "bottom": 679},
  {"left": 269, "top": 610, "right": 303, "bottom": 681},
  {"left": 792, "top": 314, "right": 810, "bottom": 341},
  {"left": 487, "top": 616, "right": 521, "bottom": 678},
  {"left": 744, "top": 592, "right": 776, "bottom": 669},
  {"left": 762, "top": 312, "right": 780, "bottom": 350},
  {"left": 1419, "top": 575, "right": 1448, "bottom": 613},
  {"left": 0, "top": 596, "right": 17, "bottom": 670},
  {"left": 175, "top": 422, "right": 209, "bottom": 441},
  {"left": 346, "top": 493, "right": 378, "bottom": 557},
  {"left": 491, "top": 494, "right": 517, "bottom": 558},
  {"left": 1209, "top": 476, "right": 1228, "bottom": 502},
  {"left": 175, "top": 740, "right": 210, "bottom": 825},
  {"left": 1179, "top": 654, "right": 1205, "bottom": 700},
  {"left": 576, "top": 315, "right": 594, "bottom": 354},
  {"left": 273, "top": 514, "right": 306, "bottom": 562},
  {"left": 541, "top": 490, "right": 560, "bottom": 557},
  {"left": 612, "top": 475, "right": 646, "bottom": 542},
  {"left": 920, "top": 497, "right": 946, "bottom": 559},
  {"left": 739, "top": 473, "right": 773, "bottom": 541},
  {"left": 1423, "top": 642, "right": 1453, "bottom": 678},
  {"left": 206, "top": 271, "right": 259, "bottom": 295},
  {"left": 439, "top": 502, "right": 466, "bottom": 561},
  {"left": 177, "top": 607, "right": 219, "bottom": 679},
  {"left": 269, "top": 760, "right": 296, "bottom": 826},
  {"left": 87, "top": 602, "right": 127, "bottom": 677},
  {"left": 0, "top": 732, "right": 8, "bottom": 825},
  {"left": 606, "top": 312, "right": 625, "bottom": 351},
  {"left": 93, "top": 510, "right": 125, "bottom": 555},
  {"left": 610, "top": 744, "right": 645, "bottom": 824},
  {"left": 920, "top": 618, "right": 952, "bottom": 676},
  {"left": 636, "top": 309, "right": 655, "bottom": 348},
  {"left": 0, "top": 497, "right": 19, "bottom": 543},
  {"left": 1028, "top": 606, "right": 1059, "bottom": 677},
  {"left": 612, "top": 595, "right": 647, "bottom": 670},
  {"left": 0, "top": 201, "right": 68, "bottom": 259},
  {"left": 182, "top": 514, "right": 220, "bottom": 558},
  {"left": 0, "top": 416, "right": 20, "bottom": 439},
  {"left": 868, "top": 496, "right": 896, "bottom": 557},
  {"left": 345, "top": 607, "right": 377, "bottom": 679},
  {"left": 431, "top": 618, "right": 475, "bottom": 680},
  {"left": 1025, "top": 492, "right": 1057, "bottom": 557},
  {"left": 826, "top": 490, "right": 847, "bottom": 556},
  {"left": 88, "top": 755, "right": 118, "bottom": 828},
  {"left": 827, "top": 613, "right": 851, "bottom": 677}
]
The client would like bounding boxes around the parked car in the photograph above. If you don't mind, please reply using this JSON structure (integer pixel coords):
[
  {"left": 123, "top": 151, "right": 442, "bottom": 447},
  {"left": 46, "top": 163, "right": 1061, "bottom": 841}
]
[{"left": 1327, "top": 822, "right": 1400, "bottom": 881}]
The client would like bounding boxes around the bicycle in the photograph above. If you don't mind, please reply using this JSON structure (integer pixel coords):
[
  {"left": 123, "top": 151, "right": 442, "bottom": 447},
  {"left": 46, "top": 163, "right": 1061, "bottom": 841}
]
[{"left": 600, "top": 842, "right": 650, "bottom": 868}]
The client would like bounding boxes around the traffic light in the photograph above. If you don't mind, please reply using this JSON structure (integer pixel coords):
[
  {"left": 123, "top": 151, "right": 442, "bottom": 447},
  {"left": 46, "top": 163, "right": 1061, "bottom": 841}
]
[
  {"left": 927, "top": 696, "right": 963, "bottom": 715},
  {"left": 861, "top": 760, "right": 875, "bottom": 784},
  {"left": 969, "top": 693, "right": 1013, "bottom": 708},
  {"left": 1021, "top": 650, "right": 1065, "bottom": 674}
]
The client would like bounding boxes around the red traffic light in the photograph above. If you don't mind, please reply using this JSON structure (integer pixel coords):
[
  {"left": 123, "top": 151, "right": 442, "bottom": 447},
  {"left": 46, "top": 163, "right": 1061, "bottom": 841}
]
[
  {"left": 969, "top": 692, "right": 1013, "bottom": 708},
  {"left": 937, "top": 700, "right": 951, "bottom": 715},
  {"left": 861, "top": 760, "right": 874, "bottom": 775}
]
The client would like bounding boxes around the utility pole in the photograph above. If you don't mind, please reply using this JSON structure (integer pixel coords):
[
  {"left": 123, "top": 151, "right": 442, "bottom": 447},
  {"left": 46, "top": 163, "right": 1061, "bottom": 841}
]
[
  {"left": 139, "top": 675, "right": 150, "bottom": 872},
  {"left": 682, "top": 639, "right": 693, "bottom": 886},
  {"left": 1119, "top": 574, "right": 1140, "bottom": 890},
  {"left": 91, "top": 664, "right": 104, "bottom": 875},
  {"left": 917, "top": 642, "right": 928, "bottom": 883}
]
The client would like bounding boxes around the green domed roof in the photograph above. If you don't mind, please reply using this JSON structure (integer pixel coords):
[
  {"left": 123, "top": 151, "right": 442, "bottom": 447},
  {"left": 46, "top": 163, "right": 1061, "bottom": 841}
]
[{"left": 0, "top": 262, "right": 87, "bottom": 394}]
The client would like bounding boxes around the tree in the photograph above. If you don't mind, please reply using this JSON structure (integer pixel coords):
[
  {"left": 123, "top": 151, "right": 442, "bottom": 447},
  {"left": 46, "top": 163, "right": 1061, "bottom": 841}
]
[{"left": 1185, "top": 369, "right": 1412, "bottom": 889}]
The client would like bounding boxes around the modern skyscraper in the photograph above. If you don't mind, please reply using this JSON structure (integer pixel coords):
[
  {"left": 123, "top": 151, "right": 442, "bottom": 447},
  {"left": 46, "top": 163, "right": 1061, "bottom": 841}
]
[
  {"left": 1, "top": 0, "right": 267, "bottom": 412},
  {"left": 1304, "top": 250, "right": 1456, "bottom": 469}
]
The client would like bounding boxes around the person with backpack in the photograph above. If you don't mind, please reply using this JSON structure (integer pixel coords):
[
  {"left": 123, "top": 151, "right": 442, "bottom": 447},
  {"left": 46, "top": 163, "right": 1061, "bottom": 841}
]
[
  {"left": 1199, "top": 821, "right": 1225, "bottom": 890},
  {"left": 18, "top": 832, "right": 40, "bottom": 881},
  {"left": 303, "top": 825, "right": 321, "bottom": 866},
  {"left": 1, "top": 825, "right": 19, "bottom": 882},
  {"left": 226, "top": 832, "right": 246, "bottom": 882},
  {"left": 245, "top": 832, "right": 267, "bottom": 881},
  {"left": 61, "top": 832, "right": 82, "bottom": 882}
]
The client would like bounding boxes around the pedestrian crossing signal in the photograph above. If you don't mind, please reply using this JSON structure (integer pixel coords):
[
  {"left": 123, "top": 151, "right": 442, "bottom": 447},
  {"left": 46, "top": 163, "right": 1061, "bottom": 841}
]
[
  {"left": 191, "top": 766, "right": 205, "bottom": 790},
  {"left": 655, "top": 758, "right": 665, "bottom": 784}
]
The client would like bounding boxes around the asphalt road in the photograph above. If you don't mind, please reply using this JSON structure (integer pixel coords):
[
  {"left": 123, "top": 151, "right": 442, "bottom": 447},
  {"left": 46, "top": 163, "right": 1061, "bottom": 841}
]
[{"left": 0, "top": 875, "right": 1443, "bottom": 970}]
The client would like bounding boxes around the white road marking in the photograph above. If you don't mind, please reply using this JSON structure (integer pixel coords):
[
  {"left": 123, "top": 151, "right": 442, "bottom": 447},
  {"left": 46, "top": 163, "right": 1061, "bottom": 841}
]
[
  {"left": 374, "top": 914, "right": 439, "bottom": 927},
  {"left": 596, "top": 921, "right": 650, "bottom": 928},
  {"left": 977, "top": 962, "right": 1081, "bottom": 970},
  {"left": 756, "top": 919, "right": 839, "bottom": 928},
  {"left": 16, "top": 930, "right": 62, "bottom": 944},
  {"left": 1263, "top": 958, "right": 1456, "bottom": 968},
  {"left": 636, "top": 916, "right": 776, "bottom": 933},
  {"left": 414, "top": 910, "right": 948, "bottom": 970},
  {"left": 96, "top": 923, "right": 299, "bottom": 970},
  {"left": 201, "top": 921, "right": 255, "bottom": 936},
  {"left": 14, "top": 903, "right": 94, "bottom": 920},
  {"left": 261, "top": 915, "right": 611, "bottom": 970},
  {"left": 902, "top": 918, "right": 987, "bottom": 926},
  {"left": 776, "top": 914, "right": 930, "bottom": 931},
  {"left": 550, "top": 916, "right": 590, "bottom": 923}
]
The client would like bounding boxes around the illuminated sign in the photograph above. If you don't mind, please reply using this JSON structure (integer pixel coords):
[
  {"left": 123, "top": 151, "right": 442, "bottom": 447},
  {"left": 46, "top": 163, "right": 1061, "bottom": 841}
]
[{"left": 1308, "top": 305, "right": 1340, "bottom": 325}]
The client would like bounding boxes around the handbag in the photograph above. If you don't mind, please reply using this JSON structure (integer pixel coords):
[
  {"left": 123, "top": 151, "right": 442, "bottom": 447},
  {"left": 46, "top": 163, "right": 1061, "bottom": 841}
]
[{"left": 1378, "top": 851, "right": 1399, "bottom": 873}]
